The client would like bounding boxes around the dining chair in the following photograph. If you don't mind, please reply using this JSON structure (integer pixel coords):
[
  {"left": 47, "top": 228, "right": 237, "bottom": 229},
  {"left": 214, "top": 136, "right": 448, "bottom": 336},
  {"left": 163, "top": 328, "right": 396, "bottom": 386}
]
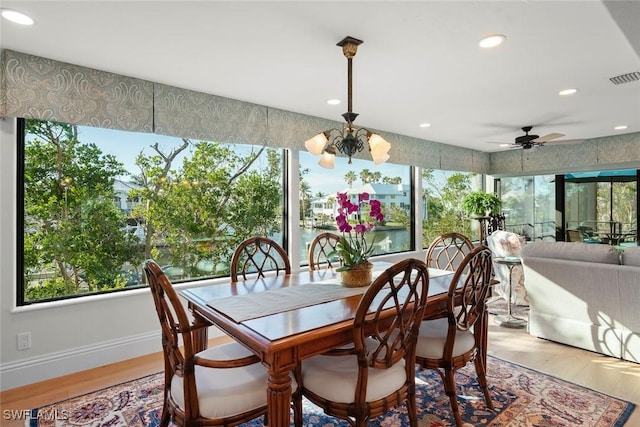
[
  {"left": 292, "top": 258, "right": 430, "bottom": 427},
  {"left": 144, "top": 259, "right": 270, "bottom": 427},
  {"left": 308, "top": 232, "right": 341, "bottom": 271},
  {"left": 415, "top": 246, "right": 494, "bottom": 427},
  {"left": 425, "top": 232, "right": 475, "bottom": 271},
  {"left": 230, "top": 236, "right": 291, "bottom": 282}
]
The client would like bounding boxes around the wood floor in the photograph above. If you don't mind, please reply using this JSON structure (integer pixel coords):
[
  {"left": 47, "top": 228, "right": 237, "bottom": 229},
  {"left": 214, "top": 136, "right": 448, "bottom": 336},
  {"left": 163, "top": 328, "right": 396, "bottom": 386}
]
[{"left": 1, "top": 314, "right": 639, "bottom": 426}]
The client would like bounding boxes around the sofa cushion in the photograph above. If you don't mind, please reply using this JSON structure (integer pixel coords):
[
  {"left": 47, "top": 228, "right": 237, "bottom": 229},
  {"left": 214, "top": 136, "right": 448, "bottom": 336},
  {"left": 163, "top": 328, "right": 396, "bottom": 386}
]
[
  {"left": 622, "top": 246, "right": 640, "bottom": 267},
  {"left": 522, "top": 241, "right": 620, "bottom": 265}
]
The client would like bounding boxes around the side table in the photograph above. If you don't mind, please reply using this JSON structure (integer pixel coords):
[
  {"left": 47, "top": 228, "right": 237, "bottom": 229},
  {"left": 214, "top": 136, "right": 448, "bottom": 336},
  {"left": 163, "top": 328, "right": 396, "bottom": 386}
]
[{"left": 493, "top": 257, "right": 527, "bottom": 328}]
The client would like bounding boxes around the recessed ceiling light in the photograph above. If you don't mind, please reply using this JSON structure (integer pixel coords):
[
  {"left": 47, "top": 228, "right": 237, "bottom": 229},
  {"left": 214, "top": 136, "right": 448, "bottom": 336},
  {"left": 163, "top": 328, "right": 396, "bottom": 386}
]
[
  {"left": 614, "top": 125, "right": 628, "bottom": 130},
  {"left": 499, "top": 144, "right": 511, "bottom": 148},
  {"left": 558, "top": 88, "right": 577, "bottom": 96},
  {"left": 326, "top": 99, "right": 341, "bottom": 105},
  {"left": 419, "top": 123, "right": 431, "bottom": 128},
  {"left": 479, "top": 34, "right": 506, "bottom": 49},
  {"left": 1, "top": 8, "right": 34, "bottom": 25}
]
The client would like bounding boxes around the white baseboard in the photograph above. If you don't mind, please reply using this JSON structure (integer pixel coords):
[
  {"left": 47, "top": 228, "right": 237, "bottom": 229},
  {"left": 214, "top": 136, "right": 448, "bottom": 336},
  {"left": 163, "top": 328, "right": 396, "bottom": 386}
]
[{"left": 0, "top": 331, "right": 162, "bottom": 391}]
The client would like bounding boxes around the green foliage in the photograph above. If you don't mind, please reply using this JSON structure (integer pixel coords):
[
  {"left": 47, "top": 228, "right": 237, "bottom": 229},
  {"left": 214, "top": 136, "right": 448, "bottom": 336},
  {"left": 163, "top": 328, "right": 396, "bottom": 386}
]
[
  {"left": 388, "top": 204, "right": 409, "bottom": 227},
  {"left": 422, "top": 170, "right": 474, "bottom": 243},
  {"left": 25, "top": 278, "right": 73, "bottom": 301},
  {"left": 130, "top": 140, "right": 282, "bottom": 278},
  {"left": 23, "top": 119, "right": 283, "bottom": 301},
  {"left": 23, "top": 119, "right": 136, "bottom": 301},
  {"left": 330, "top": 236, "right": 376, "bottom": 272},
  {"left": 461, "top": 190, "right": 502, "bottom": 216}
]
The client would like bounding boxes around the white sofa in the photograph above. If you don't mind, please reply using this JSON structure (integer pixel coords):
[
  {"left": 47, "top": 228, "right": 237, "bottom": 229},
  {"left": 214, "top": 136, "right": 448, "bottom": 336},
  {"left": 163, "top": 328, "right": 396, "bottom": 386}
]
[{"left": 521, "top": 242, "right": 640, "bottom": 363}]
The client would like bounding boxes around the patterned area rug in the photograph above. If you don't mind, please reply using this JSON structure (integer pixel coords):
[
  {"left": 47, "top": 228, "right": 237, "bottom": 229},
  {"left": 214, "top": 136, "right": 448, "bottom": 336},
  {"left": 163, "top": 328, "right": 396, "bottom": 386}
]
[{"left": 29, "top": 356, "right": 634, "bottom": 427}]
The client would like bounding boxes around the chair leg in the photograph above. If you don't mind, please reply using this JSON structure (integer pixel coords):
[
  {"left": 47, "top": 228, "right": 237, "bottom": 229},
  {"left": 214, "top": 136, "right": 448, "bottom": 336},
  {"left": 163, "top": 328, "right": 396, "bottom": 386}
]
[
  {"left": 442, "top": 367, "right": 464, "bottom": 427},
  {"left": 292, "top": 364, "right": 303, "bottom": 427},
  {"left": 474, "top": 355, "right": 494, "bottom": 410},
  {"left": 159, "top": 405, "right": 170, "bottom": 427},
  {"left": 406, "top": 386, "right": 419, "bottom": 427},
  {"left": 159, "top": 391, "right": 171, "bottom": 427},
  {"left": 291, "top": 389, "right": 302, "bottom": 427}
]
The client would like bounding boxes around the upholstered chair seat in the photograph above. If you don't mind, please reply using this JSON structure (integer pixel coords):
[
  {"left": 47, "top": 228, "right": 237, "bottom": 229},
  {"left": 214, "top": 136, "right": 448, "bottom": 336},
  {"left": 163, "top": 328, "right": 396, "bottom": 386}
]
[
  {"left": 415, "top": 317, "right": 475, "bottom": 359},
  {"left": 170, "top": 342, "right": 270, "bottom": 419},
  {"left": 300, "top": 338, "right": 407, "bottom": 403}
]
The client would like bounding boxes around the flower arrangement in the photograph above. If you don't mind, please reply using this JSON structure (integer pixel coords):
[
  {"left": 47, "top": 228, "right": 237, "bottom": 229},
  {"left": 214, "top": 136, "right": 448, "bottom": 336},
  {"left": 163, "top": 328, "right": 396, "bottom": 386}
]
[{"left": 330, "top": 192, "right": 385, "bottom": 271}]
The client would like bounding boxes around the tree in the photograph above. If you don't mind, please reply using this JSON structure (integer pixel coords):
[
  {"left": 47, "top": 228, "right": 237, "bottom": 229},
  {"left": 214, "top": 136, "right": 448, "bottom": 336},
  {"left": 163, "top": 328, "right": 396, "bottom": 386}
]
[
  {"left": 130, "top": 139, "right": 190, "bottom": 263},
  {"left": 383, "top": 176, "right": 402, "bottom": 185},
  {"left": 359, "top": 169, "right": 381, "bottom": 184},
  {"left": 421, "top": 170, "right": 473, "bottom": 244},
  {"left": 23, "top": 120, "right": 137, "bottom": 299},
  {"left": 344, "top": 171, "right": 357, "bottom": 188},
  {"left": 130, "top": 141, "right": 282, "bottom": 278}
]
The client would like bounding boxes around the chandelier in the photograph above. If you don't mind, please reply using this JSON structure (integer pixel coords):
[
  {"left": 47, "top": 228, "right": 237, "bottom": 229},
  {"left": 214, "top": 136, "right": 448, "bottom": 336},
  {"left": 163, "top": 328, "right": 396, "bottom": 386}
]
[{"left": 305, "top": 36, "right": 391, "bottom": 169}]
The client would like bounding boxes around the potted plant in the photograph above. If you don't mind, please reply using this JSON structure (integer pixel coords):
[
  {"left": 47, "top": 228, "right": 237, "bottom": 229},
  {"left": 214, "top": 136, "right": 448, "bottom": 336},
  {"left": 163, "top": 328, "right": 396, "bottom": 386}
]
[
  {"left": 461, "top": 190, "right": 502, "bottom": 217},
  {"left": 329, "top": 191, "right": 385, "bottom": 287}
]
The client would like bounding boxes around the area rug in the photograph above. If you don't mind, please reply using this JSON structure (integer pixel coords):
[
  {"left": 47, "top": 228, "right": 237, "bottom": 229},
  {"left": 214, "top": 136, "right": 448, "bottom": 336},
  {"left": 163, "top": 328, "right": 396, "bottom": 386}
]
[{"left": 28, "top": 355, "right": 634, "bottom": 427}]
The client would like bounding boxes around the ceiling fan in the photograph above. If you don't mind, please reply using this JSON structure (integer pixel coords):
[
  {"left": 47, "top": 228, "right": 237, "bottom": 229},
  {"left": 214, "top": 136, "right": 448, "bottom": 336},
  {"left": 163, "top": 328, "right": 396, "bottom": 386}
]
[{"left": 508, "top": 126, "right": 565, "bottom": 149}]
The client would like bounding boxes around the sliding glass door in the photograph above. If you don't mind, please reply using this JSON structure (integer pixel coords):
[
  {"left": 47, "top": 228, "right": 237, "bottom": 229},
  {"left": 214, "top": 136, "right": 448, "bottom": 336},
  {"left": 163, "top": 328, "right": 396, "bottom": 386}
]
[{"left": 565, "top": 170, "right": 637, "bottom": 244}]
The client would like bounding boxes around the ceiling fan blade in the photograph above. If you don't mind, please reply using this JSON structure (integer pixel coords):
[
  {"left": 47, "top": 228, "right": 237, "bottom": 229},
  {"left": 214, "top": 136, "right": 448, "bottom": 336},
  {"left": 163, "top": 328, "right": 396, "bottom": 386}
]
[
  {"left": 532, "top": 132, "right": 564, "bottom": 143},
  {"left": 543, "top": 138, "right": 586, "bottom": 146}
]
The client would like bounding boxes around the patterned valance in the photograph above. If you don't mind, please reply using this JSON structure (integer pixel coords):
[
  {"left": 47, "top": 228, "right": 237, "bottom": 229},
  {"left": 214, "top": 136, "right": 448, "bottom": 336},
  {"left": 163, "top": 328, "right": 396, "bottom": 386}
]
[
  {"left": 0, "top": 49, "right": 153, "bottom": 132},
  {"left": 489, "top": 132, "right": 640, "bottom": 176},
  {"left": 0, "top": 48, "right": 497, "bottom": 174}
]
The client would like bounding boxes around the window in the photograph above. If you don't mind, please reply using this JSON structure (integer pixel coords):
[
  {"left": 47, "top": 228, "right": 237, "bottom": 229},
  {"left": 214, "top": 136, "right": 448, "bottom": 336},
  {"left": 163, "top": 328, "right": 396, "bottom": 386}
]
[
  {"left": 564, "top": 170, "right": 637, "bottom": 243},
  {"left": 299, "top": 152, "right": 414, "bottom": 267},
  {"left": 499, "top": 175, "right": 556, "bottom": 241},
  {"left": 422, "top": 169, "right": 480, "bottom": 246},
  {"left": 20, "top": 119, "right": 284, "bottom": 304}
]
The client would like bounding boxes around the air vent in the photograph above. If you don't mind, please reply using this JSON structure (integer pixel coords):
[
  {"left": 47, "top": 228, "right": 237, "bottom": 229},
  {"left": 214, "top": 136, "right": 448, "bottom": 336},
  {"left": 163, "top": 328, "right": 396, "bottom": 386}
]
[{"left": 609, "top": 71, "right": 640, "bottom": 85}]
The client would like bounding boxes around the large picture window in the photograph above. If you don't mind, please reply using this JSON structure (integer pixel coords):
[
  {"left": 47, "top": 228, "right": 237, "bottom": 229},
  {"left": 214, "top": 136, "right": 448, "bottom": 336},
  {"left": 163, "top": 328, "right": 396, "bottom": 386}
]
[
  {"left": 421, "top": 169, "right": 481, "bottom": 246},
  {"left": 298, "top": 152, "right": 414, "bottom": 267},
  {"left": 20, "top": 119, "right": 284, "bottom": 304}
]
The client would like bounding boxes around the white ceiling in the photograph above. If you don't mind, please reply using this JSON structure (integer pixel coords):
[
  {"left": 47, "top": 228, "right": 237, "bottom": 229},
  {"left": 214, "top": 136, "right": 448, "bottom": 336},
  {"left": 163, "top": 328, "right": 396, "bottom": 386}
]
[{"left": 1, "top": 1, "right": 639, "bottom": 153}]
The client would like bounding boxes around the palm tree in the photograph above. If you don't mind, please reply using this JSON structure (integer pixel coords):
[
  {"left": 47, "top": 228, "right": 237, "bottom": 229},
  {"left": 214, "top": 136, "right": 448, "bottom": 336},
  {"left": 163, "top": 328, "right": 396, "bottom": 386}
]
[{"left": 344, "top": 171, "right": 357, "bottom": 188}]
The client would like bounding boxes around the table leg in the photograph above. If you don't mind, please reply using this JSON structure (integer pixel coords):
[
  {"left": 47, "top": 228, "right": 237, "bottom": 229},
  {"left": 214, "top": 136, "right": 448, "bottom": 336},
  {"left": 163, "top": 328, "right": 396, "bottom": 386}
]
[
  {"left": 188, "top": 305, "right": 210, "bottom": 352},
  {"left": 267, "top": 368, "right": 292, "bottom": 427},
  {"left": 496, "top": 264, "right": 526, "bottom": 329}
]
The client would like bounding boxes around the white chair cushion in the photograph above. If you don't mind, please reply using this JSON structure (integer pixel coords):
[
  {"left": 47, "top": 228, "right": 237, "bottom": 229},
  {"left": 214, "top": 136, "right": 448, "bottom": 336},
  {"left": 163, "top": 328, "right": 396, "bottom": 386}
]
[
  {"left": 171, "top": 342, "right": 270, "bottom": 419},
  {"left": 415, "top": 317, "right": 475, "bottom": 359},
  {"left": 302, "top": 338, "right": 407, "bottom": 403}
]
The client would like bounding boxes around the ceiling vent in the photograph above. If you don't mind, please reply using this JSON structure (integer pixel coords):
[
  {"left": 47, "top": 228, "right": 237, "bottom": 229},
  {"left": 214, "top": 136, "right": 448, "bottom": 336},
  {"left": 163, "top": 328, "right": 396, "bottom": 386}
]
[{"left": 609, "top": 71, "right": 640, "bottom": 85}]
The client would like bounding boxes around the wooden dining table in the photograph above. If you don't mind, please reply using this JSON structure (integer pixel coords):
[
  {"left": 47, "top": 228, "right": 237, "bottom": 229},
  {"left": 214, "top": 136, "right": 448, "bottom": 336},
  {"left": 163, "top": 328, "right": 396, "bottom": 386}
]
[{"left": 180, "top": 261, "right": 488, "bottom": 427}]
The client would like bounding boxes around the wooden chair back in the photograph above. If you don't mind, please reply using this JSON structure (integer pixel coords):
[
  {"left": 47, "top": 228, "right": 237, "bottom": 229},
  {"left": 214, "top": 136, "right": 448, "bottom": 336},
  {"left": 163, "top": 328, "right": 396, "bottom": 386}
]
[
  {"left": 415, "top": 246, "right": 494, "bottom": 427},
  {"left": 144, "top": 259, "right": 199, "bottom": 424},
  {"left": 230, "top": 236, "right": 291, "bottom": 282},
  {"left": 294, "top": 258, "right": 430, "bottom": 426},
  {"left": 445, "top": 246, "right": 493, "bottom": 333},
  {"left": 354, "top": 258, "right": 430, "bottom": 371},
  {"left": 145, "top": 259, "right": 268, "bottom": 426},
  {"left": 425, "top": 232, "right": 474, "bottom": 271},
  {"left": 308, "top": 232, "right": 341, "bottom": 271}
]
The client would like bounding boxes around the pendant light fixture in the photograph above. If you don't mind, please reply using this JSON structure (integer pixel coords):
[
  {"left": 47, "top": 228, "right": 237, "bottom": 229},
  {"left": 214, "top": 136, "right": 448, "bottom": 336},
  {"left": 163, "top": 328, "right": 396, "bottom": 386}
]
[{"left": 305, "top": 36, "right": 391, "bottom": 169}]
